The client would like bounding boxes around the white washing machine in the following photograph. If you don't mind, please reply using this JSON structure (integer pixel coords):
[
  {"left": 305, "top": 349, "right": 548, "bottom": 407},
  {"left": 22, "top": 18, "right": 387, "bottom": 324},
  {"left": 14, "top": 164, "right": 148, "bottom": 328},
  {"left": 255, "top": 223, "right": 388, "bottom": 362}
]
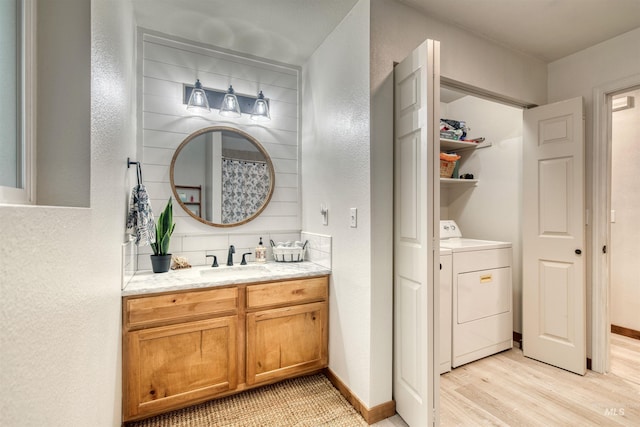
[{"left": 440, "top": 220, "right": 513, "bottom": 368}]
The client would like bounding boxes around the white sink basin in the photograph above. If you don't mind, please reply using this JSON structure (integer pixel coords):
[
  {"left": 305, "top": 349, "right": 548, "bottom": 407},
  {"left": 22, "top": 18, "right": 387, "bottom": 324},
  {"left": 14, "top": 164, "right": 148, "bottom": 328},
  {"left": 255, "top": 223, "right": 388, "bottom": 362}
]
[{"left": 199, "top": 265, "right": 269, "bottom": 280}]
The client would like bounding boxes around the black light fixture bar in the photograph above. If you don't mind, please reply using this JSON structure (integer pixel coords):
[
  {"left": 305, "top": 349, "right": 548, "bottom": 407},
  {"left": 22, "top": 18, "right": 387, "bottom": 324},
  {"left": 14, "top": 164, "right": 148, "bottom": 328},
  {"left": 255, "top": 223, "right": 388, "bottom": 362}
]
[{"left": 183, "top": 85, "right": 269, "bottom": 115}]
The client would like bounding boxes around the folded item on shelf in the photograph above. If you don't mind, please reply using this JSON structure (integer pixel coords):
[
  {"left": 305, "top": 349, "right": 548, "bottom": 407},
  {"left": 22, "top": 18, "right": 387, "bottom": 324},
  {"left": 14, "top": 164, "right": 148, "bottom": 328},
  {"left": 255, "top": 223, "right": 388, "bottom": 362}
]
[
  {"left": 440, "top": 118, "right": 470, "bottom": 139},
  {"left": 440, "top": 152, "right": 461, "bottom": 162},
  {"left": 440, "top": 130, "right": 461, "bottom": 140}
]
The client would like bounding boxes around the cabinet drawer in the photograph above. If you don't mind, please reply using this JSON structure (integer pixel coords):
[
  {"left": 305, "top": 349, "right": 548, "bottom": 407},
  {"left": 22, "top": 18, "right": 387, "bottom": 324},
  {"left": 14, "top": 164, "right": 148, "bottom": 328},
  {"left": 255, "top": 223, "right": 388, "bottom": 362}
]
[
  {"left": 246, "top": 276, "right": 328, "bottom": 310},
  {"left": 126, "top": 287, "right": 238, "bottom": 329}
]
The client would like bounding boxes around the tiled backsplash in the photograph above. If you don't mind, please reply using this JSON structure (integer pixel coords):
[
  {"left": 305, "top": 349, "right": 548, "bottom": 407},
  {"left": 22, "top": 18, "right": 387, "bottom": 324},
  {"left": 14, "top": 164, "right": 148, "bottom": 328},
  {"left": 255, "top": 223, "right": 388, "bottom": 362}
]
[
  {"left": 129, "top": 230, "right": 332, "bottom": 272},
  {"left": 302, "top": 232, "right": 332, "bottom": 269},
  {"left": 136, "top": 231, "right": 301, "bottom": 270},
  {"left": 122, "top": 239, "right": 137, "bottom": 290}
]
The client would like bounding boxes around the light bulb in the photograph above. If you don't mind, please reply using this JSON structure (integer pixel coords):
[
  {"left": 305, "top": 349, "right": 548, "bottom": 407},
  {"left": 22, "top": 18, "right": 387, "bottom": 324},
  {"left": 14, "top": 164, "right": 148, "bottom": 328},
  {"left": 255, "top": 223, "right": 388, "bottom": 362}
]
[
  {"left": 186, "top": 79, "right": 210, "bottom": 112},
  {"left": 250, "top": 91, "right": 270, "bottom": 121},
  {"left": 219, "top": 85, "right": 242, "bottom": 118}
]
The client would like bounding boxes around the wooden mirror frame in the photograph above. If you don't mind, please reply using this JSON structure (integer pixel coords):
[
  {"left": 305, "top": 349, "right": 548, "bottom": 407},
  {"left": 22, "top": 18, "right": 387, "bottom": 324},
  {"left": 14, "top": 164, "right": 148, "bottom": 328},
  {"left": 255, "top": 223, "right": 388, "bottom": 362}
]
[{"left": 170, "top": 126, "right": 275, "bottom": 228}]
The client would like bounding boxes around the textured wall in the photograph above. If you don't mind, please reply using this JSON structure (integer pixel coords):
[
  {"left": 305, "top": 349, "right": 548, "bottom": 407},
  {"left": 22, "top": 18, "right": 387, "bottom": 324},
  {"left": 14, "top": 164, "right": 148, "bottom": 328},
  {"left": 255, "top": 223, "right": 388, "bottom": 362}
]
[
  {"left": 547, "top": 28, "right": 640, "bottom": 106},
  {"left": 0, "top": 1, "right": 136, "bottom": 425},
  {"left": 371, "top": 0, "right": 548, "bottom": 105},
  {"left": 302, "top": 0, "right": 381, "bottom": 407},
  {"left": 610, "top": 88, "right": 640, "bottom": 331}
]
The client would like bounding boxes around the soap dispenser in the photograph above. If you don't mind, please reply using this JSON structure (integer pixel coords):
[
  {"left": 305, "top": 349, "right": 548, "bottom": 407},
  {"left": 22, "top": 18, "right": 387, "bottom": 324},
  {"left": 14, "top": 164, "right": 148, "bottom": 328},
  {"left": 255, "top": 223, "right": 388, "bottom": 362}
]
[{"left": 255, "top": 237, "right": 267, "bottom": 263}]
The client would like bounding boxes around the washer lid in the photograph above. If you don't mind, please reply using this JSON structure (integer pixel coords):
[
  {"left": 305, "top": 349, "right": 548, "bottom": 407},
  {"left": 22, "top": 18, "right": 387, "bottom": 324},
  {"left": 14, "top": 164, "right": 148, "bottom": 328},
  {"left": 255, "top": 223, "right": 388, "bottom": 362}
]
[{"left": 439, "top": 238, "right": 512, "bottom": 251}]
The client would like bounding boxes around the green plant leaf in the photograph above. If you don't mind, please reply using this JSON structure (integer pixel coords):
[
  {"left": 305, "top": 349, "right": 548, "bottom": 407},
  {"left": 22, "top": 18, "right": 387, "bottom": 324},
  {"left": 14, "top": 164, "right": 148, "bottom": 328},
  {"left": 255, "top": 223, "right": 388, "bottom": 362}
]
[{"left": 153, "top": 197, "right": 175, "bottom": 256}]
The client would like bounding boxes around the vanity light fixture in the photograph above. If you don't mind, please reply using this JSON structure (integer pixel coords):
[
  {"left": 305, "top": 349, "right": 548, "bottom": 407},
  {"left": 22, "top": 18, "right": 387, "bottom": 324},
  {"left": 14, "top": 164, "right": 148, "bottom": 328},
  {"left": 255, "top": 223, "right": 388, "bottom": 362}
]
[
  {"left": 183, "top": 82, "right": 270, "bottom": 121},
  {"left": 250, "top": 91, "right": 271, "bottom": 121},
  {"left": 219, "top": 85, "right": 242, "bottom": 118},
  {"left": 186, "top": 79, "right": 210, "bottom": 112}
]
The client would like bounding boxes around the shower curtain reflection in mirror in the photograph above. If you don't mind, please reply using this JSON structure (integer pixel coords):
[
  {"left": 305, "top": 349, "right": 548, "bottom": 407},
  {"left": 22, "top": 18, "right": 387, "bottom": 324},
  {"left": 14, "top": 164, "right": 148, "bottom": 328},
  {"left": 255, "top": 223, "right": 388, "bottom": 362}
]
[{"left": 221, "top": 158, "right": 270, "bottom": 224}]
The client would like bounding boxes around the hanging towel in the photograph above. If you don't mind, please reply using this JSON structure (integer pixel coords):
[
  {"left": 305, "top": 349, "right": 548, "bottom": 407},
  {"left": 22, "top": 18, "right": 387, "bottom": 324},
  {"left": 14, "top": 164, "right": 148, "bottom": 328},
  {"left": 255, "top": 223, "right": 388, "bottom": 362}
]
[{"left": 126, "top": 184, "right": 156, "bottom": 246}]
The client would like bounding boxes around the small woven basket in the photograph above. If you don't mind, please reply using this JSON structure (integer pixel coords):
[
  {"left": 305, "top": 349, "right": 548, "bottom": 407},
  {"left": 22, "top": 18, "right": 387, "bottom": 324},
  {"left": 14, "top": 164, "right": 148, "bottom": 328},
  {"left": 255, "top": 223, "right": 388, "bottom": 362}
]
[{"left": 440, "top": 159, "right": 456, "bottom": 178}]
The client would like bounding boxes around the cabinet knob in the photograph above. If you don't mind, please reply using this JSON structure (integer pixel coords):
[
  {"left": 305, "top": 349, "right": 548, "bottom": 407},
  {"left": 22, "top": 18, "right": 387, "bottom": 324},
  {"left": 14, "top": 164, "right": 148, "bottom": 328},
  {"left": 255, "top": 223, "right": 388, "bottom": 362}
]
[{"left": 575, "top": 249, "right": 582, "bottom": 255}]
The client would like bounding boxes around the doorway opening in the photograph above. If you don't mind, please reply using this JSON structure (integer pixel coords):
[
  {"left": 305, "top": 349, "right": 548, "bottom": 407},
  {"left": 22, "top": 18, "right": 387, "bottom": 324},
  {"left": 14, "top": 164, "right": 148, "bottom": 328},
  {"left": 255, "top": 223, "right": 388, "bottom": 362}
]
[
  {"left": 438, "top": 83, "right": 525, "bottom": 422},
  {"left": 592, "top": 74, "right": 640, "bottom": 374},
  {"left": 607, "top": 86, "right": 640, "bottom": 377},
  {"left": 438, "top": 83, "right": 524, "bottom": 342}
]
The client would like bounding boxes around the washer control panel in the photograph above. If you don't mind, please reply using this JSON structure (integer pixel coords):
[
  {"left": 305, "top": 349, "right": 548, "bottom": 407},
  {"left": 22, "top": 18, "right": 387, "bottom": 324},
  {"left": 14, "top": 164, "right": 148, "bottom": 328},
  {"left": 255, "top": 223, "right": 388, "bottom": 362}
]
[{"left": 440, "top": 220, "right": 462, "bottom": 239}]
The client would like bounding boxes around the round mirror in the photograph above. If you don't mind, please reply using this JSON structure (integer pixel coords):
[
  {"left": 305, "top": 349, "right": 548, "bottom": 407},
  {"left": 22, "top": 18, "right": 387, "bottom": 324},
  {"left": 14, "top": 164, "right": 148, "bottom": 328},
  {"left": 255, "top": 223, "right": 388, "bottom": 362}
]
[{"left": 170, "top": 126, "right": 275, "bottom": 227}]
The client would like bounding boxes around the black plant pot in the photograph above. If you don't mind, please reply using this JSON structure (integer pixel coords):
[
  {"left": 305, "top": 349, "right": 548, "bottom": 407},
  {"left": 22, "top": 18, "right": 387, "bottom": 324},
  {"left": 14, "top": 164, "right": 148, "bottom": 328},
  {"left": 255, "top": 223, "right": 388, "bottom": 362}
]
[{"left": 150, "top": 254, "right": 172, "bottom": 273}]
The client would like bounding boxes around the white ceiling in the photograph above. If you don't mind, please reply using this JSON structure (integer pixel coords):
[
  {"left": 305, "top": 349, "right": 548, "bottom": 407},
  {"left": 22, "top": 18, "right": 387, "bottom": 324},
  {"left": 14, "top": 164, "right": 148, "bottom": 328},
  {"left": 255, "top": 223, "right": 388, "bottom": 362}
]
[
  {"left": 131, "top": 0, "right": 359, "bottom": 66},
  {"left": 132, "top": 0, "right": 640, "bottom": 65},
  {"left": 398, "top": 0, "right": 640, "bottom": 62}
]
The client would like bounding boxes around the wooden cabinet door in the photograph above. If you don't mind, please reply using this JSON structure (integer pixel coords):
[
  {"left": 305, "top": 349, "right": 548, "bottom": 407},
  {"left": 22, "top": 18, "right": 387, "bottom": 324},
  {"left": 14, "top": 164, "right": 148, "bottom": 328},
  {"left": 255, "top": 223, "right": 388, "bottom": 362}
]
[
  {"left": 246, "top": 302, "right": 327, "bottom": 385},
  {"left": 124, "top": 316, "right": 237, "bottom": 421}
]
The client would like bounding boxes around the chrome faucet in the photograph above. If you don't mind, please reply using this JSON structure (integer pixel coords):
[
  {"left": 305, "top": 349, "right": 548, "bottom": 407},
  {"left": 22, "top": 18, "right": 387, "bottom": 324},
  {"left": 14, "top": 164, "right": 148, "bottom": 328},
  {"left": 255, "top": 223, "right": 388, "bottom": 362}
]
[{"left": 227, "top": 245, "right": 235, "bottom": 266}]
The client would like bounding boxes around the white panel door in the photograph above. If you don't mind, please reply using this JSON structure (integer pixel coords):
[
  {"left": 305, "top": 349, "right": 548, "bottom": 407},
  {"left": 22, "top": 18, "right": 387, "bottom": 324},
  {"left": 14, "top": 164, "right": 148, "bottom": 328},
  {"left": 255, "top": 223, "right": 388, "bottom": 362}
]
[
  {"left": 394, "top": 39, "right": 440, "bottom": 427},
  {"left": 523, "top": 97, "right": 586, "bottom": 375}
]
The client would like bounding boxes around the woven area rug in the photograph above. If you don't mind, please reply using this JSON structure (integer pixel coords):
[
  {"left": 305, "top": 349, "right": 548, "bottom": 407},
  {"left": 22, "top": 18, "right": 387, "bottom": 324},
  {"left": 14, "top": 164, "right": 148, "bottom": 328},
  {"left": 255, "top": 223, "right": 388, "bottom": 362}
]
[{"left": 130, "top": 374, "right": 368, "bottom": 427}]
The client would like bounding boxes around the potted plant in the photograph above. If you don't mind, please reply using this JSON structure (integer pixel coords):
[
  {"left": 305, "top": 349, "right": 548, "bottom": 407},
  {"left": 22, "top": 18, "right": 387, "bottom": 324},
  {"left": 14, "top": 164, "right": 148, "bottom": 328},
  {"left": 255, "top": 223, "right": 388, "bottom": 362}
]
[{"left": 150, "top": 197, "right": 176, "bottom": 273}]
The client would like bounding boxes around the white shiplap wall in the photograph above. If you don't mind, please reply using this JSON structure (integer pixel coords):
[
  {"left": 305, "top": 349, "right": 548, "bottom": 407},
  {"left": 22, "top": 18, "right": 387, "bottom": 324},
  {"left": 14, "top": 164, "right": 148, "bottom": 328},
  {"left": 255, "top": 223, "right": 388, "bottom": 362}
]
[{"left": 137, "top": 33, "right": 301, "bottom": 269}]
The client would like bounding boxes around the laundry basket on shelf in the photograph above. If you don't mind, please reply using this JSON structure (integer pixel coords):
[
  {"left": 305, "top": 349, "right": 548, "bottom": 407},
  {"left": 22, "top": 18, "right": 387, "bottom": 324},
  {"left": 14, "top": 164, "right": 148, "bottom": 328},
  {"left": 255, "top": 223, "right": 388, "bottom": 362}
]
[{"left": 440, "top": 152, "right": 461, "bottom": 178}]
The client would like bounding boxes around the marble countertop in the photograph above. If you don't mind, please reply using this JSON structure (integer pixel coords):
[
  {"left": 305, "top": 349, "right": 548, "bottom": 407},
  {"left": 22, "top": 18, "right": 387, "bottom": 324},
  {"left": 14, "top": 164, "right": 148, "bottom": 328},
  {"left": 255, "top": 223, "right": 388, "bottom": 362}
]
[{"left": 123, "top": 261, "right": 331, "bottom": 297}]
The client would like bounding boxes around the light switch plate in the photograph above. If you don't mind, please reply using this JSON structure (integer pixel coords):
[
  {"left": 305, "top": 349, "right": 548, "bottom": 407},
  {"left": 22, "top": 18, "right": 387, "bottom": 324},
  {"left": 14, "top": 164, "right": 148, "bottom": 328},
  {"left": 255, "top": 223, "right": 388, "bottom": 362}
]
[{"left": 350, "top": 208, "right": 357, "bottom": 228}]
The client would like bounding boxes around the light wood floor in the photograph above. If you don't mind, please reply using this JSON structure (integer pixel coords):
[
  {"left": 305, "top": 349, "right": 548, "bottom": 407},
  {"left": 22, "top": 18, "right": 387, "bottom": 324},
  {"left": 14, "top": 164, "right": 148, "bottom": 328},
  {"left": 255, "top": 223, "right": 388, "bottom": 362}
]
[
  {"left": 375, "top": 334, "right": 639, "bottom": 426},
  {"left": 437, "top": 333, "right": 640, "bottom": 426}
]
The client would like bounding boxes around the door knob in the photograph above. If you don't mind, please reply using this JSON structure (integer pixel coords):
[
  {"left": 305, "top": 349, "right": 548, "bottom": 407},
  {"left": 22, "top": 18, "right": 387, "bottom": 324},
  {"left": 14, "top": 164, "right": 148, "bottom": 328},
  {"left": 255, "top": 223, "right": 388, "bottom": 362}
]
[{"left": 575, "top": 249, "right": 582, "bottom": 255}]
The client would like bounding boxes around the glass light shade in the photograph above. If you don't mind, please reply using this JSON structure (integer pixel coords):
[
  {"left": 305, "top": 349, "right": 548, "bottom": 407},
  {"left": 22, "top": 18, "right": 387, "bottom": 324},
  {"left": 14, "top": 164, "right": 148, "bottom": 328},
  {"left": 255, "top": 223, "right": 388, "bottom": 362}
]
[
  {"left": 219, "top": 85, "right": 241, "bottom": 118},
  {"left": 186, "top": 79, "right": 210, "bottom": 112},
  {"left": 250, "top": 91, "right": 271, "bottom": 121}
]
